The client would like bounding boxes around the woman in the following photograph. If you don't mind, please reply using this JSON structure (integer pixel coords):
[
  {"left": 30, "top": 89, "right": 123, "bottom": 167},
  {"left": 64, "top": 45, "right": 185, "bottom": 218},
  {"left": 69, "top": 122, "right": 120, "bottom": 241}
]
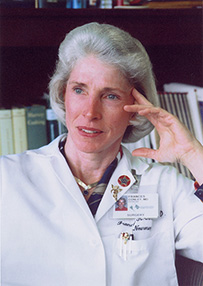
[
  {"left": 1, "top": 22, "right": 203, "bottom": 285},
  {"left": 115, "top": 197, "right": 128, "bottom": 211}
]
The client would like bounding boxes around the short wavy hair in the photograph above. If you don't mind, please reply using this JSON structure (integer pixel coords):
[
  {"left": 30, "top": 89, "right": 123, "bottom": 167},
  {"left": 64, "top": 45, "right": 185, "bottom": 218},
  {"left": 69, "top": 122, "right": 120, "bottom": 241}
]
[{"left": 49, "top": 22, "right": 159, "bottom": 143}]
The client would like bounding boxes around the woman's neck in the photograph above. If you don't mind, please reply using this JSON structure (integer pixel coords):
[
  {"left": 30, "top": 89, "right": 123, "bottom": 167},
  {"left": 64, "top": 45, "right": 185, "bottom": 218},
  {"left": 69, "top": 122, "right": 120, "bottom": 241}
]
[{"left": 64, "top": 139, "right": 120, "bottom": 185}]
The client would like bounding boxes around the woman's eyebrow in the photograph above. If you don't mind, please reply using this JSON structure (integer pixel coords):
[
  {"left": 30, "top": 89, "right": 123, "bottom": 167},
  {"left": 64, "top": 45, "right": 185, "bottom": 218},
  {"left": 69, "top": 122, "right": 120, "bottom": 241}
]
[
  {"left": 102, "top": 87, "right": 132, "bottom": 96},
  {"left": 68, "top": 81, "right": 87, "bottom": 87}
]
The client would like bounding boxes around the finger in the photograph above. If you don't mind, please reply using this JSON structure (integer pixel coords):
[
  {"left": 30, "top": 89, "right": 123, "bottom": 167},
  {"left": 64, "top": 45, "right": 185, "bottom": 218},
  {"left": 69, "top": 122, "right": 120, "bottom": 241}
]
[
  {"left": 131, "top": 89, "right": 153, "bottom": 106},
  {"left": 132, "top": 147, "right": 157, "bottom": 160},
  {"left": 124, "top": 89, "right": 153, "bottom": 113},
  {"left": 124, "top": 104, "right": 161, "bottom": 121},
  {"left": 137, "top": 106, "right": 165, "bottom": 117}
]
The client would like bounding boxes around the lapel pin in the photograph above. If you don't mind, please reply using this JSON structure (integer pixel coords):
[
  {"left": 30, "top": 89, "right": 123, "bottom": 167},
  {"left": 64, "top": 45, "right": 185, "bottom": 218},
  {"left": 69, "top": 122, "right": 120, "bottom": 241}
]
[
  {"left": 118, "top": 175, "right": 131, "bottom": 187},
  {"left": 111, "top": 185, "right": 122, "bottom": 201}
]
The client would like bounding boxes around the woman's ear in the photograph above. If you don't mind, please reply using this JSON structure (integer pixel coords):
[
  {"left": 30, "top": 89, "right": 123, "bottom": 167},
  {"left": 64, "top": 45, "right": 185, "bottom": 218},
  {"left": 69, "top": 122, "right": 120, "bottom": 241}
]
[
  {"left": 130, "top": 112, "right": 136, "bottom": 120},
  {"left": 128, "top": 113, "right": 136, "bottom": 126}
]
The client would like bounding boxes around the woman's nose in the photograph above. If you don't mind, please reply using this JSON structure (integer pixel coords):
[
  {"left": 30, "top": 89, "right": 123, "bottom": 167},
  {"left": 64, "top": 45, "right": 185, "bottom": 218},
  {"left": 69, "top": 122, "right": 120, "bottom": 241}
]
[{"left": 82, "top": 97, "right": 102, "bottom": 120}]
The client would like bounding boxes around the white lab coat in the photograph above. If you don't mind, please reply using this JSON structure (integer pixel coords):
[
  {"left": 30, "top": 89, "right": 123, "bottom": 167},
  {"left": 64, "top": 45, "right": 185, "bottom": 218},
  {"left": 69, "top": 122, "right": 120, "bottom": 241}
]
[{"left": 0, "top": 136, "right": 203, "bottom": 286}]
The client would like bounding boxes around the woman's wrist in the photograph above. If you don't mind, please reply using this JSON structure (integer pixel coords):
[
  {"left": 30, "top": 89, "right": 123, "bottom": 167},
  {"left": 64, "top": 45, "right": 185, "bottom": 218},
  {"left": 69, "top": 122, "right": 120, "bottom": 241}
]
[{"left": 181, "top": 140, "right": 203, "bottom": 185}]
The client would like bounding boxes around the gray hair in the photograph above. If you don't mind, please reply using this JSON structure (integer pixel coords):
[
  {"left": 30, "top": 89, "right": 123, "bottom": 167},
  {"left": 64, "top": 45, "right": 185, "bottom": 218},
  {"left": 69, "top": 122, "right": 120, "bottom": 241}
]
[{"left": 49, "top": 22, "right": 159, "bottom": 143}]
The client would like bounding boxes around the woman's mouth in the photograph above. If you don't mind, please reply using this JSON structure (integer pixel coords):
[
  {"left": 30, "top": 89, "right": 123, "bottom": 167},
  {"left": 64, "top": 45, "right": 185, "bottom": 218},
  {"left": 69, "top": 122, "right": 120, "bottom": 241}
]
[
  {"left": 81, "top": 128, "right": 99, "bottom": 134},
  {"left": 78, "top": 127, "right": 103, "bottom": 136}
]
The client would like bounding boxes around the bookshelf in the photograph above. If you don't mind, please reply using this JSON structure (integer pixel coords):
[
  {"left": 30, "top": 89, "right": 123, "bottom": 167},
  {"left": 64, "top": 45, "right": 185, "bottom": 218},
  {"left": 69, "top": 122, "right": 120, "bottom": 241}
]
[{"left": 0, "top": 8, "right": 202, "bottom": 108}]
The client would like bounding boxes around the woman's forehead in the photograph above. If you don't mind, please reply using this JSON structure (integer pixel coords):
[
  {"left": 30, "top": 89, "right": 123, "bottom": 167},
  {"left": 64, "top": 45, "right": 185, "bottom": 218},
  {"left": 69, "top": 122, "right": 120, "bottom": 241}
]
[{"left": 68, "top": 56, "right": 132, "bottom": 89}]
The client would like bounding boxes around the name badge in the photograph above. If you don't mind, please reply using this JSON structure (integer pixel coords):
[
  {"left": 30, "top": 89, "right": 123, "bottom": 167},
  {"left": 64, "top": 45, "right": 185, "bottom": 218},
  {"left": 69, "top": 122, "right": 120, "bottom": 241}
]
[{"left": 112, "top": 193, "right": 159, "bottom": 219}]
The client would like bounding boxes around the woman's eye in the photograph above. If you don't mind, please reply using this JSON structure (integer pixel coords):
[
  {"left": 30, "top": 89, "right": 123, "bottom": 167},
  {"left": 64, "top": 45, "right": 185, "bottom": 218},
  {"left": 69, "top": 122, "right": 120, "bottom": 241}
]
[
  {"left": 74, "top": 88, "right": 83, "bottom": 94},
  {"left": 107, "top": 94, "right": 118, "bottom": 100}
]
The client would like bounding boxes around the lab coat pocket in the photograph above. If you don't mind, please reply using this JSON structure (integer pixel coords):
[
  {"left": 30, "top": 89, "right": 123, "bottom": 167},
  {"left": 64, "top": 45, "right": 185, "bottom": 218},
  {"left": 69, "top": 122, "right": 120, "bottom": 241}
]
[
  {"left": 116, "top": 230, "right": 173, "bottom": 263},
  {"left": 112, "top": 231, "right": 177, "bottom": 286}
]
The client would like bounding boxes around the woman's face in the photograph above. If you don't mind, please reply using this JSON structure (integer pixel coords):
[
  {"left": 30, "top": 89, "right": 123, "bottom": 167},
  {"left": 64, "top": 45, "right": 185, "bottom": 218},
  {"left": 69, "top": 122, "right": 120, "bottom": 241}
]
[
  {"left": 64, "top": 55, "right": 134, "bottom": 155},
  {"left": 118, "top": 199, "right": 125, "bottom": 209}
]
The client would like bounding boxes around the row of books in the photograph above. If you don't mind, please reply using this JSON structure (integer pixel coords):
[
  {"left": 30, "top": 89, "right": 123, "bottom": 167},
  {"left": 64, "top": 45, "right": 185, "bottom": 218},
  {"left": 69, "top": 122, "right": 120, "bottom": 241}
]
[
  {"left": 124, "top": 83, "right": 203, "bottom": 179},
  {"left": 1, "top": 0, "right": 201, "bottom": 9},
  {"left": 0, "top": 0, "right": 107, "bottom": 8},
  {"left": 0, "top": 105, "right": 67, "bottom": 156}
]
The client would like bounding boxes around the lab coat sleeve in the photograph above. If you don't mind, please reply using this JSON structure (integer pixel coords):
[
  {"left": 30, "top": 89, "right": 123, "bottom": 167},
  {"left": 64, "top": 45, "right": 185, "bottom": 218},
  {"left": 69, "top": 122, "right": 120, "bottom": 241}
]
[{"left": 172, "top": 170, "right": 203, "bottom": 262}]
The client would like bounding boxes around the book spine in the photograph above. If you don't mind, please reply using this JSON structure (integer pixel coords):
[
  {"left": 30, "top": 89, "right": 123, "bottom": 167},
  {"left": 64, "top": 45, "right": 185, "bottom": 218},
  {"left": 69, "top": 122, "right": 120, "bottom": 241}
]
[
  {"left": 38, "top": 0, "right": 66, "bottom": 7},
  {"left": 100, "top": 0, "right": 112, "bottom": 8},
  {"left": 66, "top": 0, "right": 72, "bottom": 7},
  {"left": 26, "top": 105, "right": 48, "bottom": 150},
  {"left": 72, "top": 0, "right": 82, "bottom": 8},
  {"left": 0, "top": 109, "right": 14, "bottom": 156},
  {"left": 12, "top": 108, "right": 28, "bottom": 154},
  {"left": 87, "top": 0, "right": 100, "bottom": 7}
]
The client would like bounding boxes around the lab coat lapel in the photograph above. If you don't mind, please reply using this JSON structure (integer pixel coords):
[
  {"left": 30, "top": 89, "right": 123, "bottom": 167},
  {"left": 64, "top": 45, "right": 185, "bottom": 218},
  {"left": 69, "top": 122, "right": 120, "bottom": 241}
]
[
  {"left": 50, "top": 150, "right": 96, "bottom": 224},
  {"left": 95, "top": 154, "right": 135, "bottom": 222}
]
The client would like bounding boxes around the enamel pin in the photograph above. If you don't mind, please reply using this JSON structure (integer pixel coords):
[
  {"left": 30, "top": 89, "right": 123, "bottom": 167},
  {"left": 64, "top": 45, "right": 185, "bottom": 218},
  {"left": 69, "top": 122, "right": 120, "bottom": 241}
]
[
  {"left": 111, "top": 185, "right": 122, "bottom": 201},
  {"left": 118, "top": 175, "right": 131, "bottom": 187}
]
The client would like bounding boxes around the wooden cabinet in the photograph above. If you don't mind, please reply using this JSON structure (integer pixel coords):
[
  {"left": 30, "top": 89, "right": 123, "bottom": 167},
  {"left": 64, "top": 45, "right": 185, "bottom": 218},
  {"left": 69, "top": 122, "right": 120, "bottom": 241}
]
[{"left": 0, "top": 8, "right": 202, "bottom": 107}]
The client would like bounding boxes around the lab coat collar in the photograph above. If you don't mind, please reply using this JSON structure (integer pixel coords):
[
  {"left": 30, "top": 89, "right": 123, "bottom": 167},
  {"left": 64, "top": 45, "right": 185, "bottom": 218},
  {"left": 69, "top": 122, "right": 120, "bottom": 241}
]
[
  {"left": 31, "top": 137, "right": 150, "bottom": 224},
  {"left": 29, "top": 136, "right": 97, "bottom": 226}
]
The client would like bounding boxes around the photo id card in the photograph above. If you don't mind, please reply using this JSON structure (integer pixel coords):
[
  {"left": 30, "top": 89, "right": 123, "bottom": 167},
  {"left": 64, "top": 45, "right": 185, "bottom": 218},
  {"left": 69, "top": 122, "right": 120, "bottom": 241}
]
[{"left": 113, "top": 193, "right": 159, "bottom": 219}]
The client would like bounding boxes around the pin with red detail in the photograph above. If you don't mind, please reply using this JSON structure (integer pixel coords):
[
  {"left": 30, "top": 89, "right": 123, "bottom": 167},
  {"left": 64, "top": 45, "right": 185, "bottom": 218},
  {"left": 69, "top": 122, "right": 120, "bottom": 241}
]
[{"left": 118, "top": 175, "right": 131, "bottom": 187}]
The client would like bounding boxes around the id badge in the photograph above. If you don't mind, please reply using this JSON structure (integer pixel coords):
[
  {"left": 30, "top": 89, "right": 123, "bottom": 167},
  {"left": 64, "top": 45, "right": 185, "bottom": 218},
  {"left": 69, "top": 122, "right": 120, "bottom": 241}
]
[{"left": 113, "top": 193, "right": 159, "bottom": 219}]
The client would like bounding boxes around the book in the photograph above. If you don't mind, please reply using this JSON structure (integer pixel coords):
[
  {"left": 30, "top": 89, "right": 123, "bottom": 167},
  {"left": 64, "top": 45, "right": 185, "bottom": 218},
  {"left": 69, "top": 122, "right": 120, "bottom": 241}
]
[
  {"left": 0, "top": 109, "right": 14, "bottom": 156},
  {"left": 100, "top": 0, "right": 112, "bottom": 8},
  {"left": 72, "top": 0, "right": 82, "bottom": 8},
  {"left": 11, "top": 107, "right": 28, "bottom": 154},
  {"left": 146, "top": 1, "right": 202, "bottom": 9},
  {"left": 38, "top": 0, "right": 66, "bottom": 7},
  {"left": 25, "top": 105, "right": 48, "bottom": 150},
  {"left": 65, "top": 0, "right": 72, "bottom": 7},
  {"left": 114, "top": 0, "right": 202, "bottom": 8},
  {"left": 88, "top": 0, "right": 101, "bottom": 7}
]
